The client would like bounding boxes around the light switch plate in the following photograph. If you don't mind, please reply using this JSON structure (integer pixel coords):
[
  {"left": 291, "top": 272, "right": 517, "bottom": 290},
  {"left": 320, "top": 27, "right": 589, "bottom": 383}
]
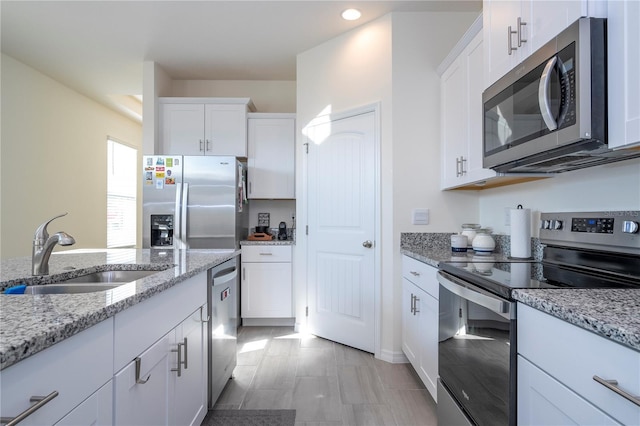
[{"left": 412, "top": 208, "right": 429, "bottom": 225}]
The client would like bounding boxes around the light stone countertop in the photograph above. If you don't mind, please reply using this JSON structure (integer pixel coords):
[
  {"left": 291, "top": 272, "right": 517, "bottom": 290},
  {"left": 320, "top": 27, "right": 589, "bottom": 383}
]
[
  {"left": 400, "top": 232, "right": 640, "bottom": 353},
  {"left": 0, "top": 248, "right": 239, "bottom": 370}
]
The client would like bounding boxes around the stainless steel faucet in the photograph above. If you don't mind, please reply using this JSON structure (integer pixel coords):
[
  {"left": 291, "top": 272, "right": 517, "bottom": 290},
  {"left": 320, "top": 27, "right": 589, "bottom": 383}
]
[{"left": 32, "top": 213, "right": 76, "bottom": 276}]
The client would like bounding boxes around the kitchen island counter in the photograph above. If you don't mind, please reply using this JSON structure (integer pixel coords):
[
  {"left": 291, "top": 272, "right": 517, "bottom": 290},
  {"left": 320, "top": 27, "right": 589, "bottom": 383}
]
[{"left": 0, "top": 248, "right": 239, "bottom": 370}]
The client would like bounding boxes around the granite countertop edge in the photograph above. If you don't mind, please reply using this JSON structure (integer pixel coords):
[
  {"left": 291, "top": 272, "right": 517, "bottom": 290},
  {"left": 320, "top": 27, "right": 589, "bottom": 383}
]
[{"left": 0, "top": 248, "right": 240, "bottom": 370}]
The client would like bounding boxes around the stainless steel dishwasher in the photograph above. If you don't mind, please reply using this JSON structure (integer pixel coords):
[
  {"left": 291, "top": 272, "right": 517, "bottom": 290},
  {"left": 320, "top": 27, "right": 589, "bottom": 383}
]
[{"left": 207, "top": 257, "right": 239, "bottom": 408}]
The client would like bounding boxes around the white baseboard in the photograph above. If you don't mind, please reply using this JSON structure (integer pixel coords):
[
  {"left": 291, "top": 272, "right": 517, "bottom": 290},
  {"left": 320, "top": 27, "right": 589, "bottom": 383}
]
[
  {"left": 241, "top": 317, "right": 295, "bottom": 327},
  {"left": 377, "top": 348, "right": 409, "bottom": 364}
]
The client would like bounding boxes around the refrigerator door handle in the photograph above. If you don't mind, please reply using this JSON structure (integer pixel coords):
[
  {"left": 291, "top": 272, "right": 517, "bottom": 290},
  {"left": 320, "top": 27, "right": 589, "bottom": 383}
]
[
  {"left": 181, "top": 182, "right": 189, "bottom": 249},
  {"left": 174, "top": 182, "right": 183, "bottom": 247}
]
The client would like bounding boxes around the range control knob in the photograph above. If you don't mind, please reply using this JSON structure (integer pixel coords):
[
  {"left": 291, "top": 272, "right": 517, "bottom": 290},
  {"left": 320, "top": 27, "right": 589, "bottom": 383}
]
[
  {"left": 540, "top": 220, "right": 550, "bottom": 230},
  {"left": 622, "top": 220, "right": 639, "bottom": 234},
  {"left": 551, "top": 219, "right": 563, "bottom": 230}
]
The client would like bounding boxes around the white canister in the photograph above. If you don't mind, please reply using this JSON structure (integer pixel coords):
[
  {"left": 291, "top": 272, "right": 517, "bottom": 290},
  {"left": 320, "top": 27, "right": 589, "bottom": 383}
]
[
  {"left": 461, "top": 224, "right": 481, "bottom": 247},
  {"left": 450, "top": 234, "right": 468, "bottom": 252},
  {"left": 472, "top": 229, "right": 496, "bottom": 253}
]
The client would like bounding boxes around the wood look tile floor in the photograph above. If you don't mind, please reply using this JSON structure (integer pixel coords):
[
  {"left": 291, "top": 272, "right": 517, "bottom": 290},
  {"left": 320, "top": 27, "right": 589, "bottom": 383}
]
[{"left": 212, "top": 326, "right": 437, "bottom": 426}]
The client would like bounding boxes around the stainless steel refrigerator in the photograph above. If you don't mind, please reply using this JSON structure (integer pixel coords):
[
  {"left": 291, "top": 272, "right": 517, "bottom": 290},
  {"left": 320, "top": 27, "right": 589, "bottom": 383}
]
[{"left": 142, "top": 155, "right": 247, "bottom": 249}]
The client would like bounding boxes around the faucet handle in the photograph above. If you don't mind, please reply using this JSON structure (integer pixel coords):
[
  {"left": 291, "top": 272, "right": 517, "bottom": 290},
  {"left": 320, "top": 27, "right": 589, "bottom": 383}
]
[{"left": 34, "top": 212, "right": 68, "bottom": 242}]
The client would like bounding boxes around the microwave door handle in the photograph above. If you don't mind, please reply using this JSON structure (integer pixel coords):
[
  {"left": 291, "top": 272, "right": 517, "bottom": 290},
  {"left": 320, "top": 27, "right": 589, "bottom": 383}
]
[
  {"left": 437, "top": 271, "right": 511, "bottom": 320},
  {"left": 538, "top": 56, "right": 558, "bottom": 131}
]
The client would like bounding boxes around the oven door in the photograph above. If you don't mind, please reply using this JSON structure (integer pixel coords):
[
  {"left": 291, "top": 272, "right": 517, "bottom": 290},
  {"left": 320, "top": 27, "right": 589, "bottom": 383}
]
[{"left": 437, "top": 271, "right": 516, "bottom": 426}]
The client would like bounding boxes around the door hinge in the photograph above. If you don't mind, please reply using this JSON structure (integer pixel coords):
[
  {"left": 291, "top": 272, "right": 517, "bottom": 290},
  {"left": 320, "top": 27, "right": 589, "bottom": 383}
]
[
  {"left": 306, "top": 225, "right": 309, "bottom": 235},
  {"left": 459, "top": 308, "right": 463, "bottom": 318},
  {"left": 304, "top": 143, "right": 309, "bottom": 154},
  {"left": 305, "top": 306, "right": 309, "bottom": 317}
]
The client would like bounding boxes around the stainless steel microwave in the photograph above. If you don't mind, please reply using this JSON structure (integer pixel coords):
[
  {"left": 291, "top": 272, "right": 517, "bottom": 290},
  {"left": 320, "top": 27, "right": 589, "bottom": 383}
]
[{"left": 482, "top": 18, "right": 638, "bottom": 173}]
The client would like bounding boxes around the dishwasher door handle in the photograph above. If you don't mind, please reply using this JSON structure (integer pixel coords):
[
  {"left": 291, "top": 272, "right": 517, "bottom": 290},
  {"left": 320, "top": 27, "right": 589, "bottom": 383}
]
[{"left": 213, "top": 267, "right": 237, "bottom": 286}]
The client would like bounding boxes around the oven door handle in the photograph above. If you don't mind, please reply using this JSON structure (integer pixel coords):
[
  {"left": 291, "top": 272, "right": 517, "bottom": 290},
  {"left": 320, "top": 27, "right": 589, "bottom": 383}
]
[{"left": 437, "top": 271, "right": 511, "bottom": 320}]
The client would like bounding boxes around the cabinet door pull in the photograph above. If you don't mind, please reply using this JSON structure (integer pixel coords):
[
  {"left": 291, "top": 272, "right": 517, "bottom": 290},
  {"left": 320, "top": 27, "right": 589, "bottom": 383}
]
[
  {"left": 460, "top": 156, "right": 467, "bottom": 175},
  {"left": 135, "top": 357, "right": 151, "bottom": 384},
  {"left": 171, "top": 340, "right": 184, "bottom": 377},
  {"left": 508, "top": 26, "right": 517, "bottom": 55},
  {"left": 517, "top": 17, "right": 527, "bottom": 47},
  {"left": 182, "top": 337, "right": 188, "bottom": 370},
  {"left": 206, "top": 139, "right": 211, "bottom": 151},
  {"left": 410, "top": 271, "right": 420, "bottom": 277},
  {"left": 413, "top": 295, "right": 420, "bottom": 315},
  {"left": 593, "top": 375, "right": 640, "bottom": 407},
  {"left": 0, "top": 391, "right": 59, "bottom": 426},
  {"left": 199, "top": 306, "right": 210, "bottom": 323},
  {"left": 410, "top": 293, "right": 415, "bottom": 314},
  {"left": 199, "top": 139, "right": 204, "bottom": 152},
  {"left": 259, "top": 252, "right": 273, "bottom": 256}
]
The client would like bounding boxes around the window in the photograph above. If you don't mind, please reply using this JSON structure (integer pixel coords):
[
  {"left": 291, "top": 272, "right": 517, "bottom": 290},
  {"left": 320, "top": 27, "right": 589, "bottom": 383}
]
[{"left": 107, "top": 138, "right": 137, "bottom": 247}]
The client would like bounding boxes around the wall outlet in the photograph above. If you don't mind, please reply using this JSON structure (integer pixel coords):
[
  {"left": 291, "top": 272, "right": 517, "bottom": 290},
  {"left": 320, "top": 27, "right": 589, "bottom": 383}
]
[
  {"left": 412, "top": 208, "right": 429, "bottom": 225},
  {"left": 504, "top": 207, "right": 511, "bottom": 226}
]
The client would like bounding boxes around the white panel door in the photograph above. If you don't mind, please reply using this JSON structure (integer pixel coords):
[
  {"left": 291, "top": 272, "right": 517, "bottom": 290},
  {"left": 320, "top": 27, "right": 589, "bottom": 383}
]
[{"left": 306, "top": 111, "right": 376, "bottom": 353}]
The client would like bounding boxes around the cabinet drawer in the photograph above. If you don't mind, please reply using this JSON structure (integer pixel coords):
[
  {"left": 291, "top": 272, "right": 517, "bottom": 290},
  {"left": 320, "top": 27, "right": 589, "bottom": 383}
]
[
  {"left": 242, "top": 245, "right": 291, "bottom": 262},
  {"left": 402, "top": 255, "right": 438, "bottom": 298},
  {"left": 518, "top": 304, "right": 640, "bottom": 425},
  {"left": 0, "top": 319, "right": 113, "bottom": 426}
]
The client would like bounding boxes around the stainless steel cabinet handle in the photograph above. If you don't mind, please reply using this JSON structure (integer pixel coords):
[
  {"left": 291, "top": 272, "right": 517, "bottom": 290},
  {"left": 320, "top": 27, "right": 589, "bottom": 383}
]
[
  {"left": 199, "top": 139, "right": 204, "bottom": 152},
  {"left": 0, "top": 391, "right": 59, "bottom": 426},
  {"left": 206, "top": 139, "right": 211, "bottom": 151},
  {"left": 362, "top": 240, "right": 373, "bottom": 248},
  {"left": 508, "top": 25, "right": 517, "bottom": 55},
  {"left": 135, "top": 357, "right": 151, "bottom": 384},
  {"left": 182, "top": 337, "right": 188, "bottom": 370},
  {"left": 410, "top": 271, "right": 420, "bottom": 277},
  {"left": 172, "top": 339, "right": 186, "bottom": 377},
  {"left": 455, "top": 157, "right": 461, "bottom": 177},
  {"left": 259, "top": 252, "right": 273, "bottom": 256},
  {"left": 517, "top": 17, "right": 527, "bottom": 47},
  {"left": 593, "top": 375, "right": 640, "bottom": 407},
  {"left": 460, "top": 156, "right": 467, "bottom": 175},
  {"left": 410, "top": 294, "right": 415, "bottom": 314},
  {"left": 199, "top": 306, "right": 210, "bottom": 323},
  {"left": 413, "top": 295, "right": 420, "bottom": 315}
]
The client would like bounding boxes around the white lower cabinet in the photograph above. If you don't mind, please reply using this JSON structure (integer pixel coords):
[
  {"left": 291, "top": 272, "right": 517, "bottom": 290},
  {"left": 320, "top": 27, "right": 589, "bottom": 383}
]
[
  {"left": 241, "top": 245, "right": 292, "bottom": 318},
  {"left": 518, "top": 303, "right": 640, "bottom": 426},
  {"left": 55, "top": 381, "right": 113, "bottom": 426},
  {"left": 114, "top": 306, "right": 206, "bottom": 426},
  {"left": 401, "top": 255, "right": 438, "bottom": 402},
  {"left": 0, "top": 319, "right": 113, "bottom": 426},
  {"left": 114, "top": 333, "right": 172, "bottom": 425},
  {"left": 518, "top": 356, "right": 619, "bottom": 425}
]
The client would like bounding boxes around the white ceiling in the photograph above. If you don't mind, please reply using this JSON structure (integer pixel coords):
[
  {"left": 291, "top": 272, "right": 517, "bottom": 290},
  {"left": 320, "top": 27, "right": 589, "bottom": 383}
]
[{"left": 1, "top": 0, "right": 481, "bottom": 119}]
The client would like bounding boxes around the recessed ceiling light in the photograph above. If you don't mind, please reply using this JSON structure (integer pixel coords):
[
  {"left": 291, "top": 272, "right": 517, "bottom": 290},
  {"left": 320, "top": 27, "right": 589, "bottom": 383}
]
[{"left": 341, "top": 8, "right": 361, "bottom": 21}]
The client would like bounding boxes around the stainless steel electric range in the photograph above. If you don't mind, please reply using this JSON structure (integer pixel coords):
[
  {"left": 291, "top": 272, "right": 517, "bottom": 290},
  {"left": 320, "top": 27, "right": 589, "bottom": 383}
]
[{"left": 436, "top": 211, "right": 640, "bottom": 426}]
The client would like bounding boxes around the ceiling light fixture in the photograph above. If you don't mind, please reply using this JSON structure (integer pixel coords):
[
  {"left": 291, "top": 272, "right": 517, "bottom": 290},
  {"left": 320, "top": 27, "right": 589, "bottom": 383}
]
[{"left": 341, "top": 8, "right": 361, "bottom": 21}]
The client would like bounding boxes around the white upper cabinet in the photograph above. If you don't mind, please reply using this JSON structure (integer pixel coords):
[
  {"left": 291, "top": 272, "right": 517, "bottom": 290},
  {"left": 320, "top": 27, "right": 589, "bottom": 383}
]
[
  {"left": 441, "top": 22, "right": 497, "bottom": 190},
  {"left": 483, "top": 0, "right": 598, "bottom": 89},
  {"left": 608, "top": 0, "right": 640, "bottom": 149},
  {"left": 247, "top": 114, "right": 296, "bottom": 199},
  {"left": 158, "top": 98, "right": 254, "bottom": 157}
]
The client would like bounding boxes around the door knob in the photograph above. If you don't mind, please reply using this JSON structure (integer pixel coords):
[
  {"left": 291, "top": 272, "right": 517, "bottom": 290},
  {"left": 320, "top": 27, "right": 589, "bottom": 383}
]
[{"left": 362, "top": 240, "right": 373, "bottom": 248}]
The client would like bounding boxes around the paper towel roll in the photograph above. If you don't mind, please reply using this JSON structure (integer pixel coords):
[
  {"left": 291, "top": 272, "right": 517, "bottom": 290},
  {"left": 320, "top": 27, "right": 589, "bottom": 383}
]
[{"left": 510, "top": 207, "right": 531, "bottom": 259}]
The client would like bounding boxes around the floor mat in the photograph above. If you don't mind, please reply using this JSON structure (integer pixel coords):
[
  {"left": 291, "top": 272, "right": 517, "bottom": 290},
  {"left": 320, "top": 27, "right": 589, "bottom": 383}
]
[{"left": 201, "top": 409, "right": 296, "bottom": 426}]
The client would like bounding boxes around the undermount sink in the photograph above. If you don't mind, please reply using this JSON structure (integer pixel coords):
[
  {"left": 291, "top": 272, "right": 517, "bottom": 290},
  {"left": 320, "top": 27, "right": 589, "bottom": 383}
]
[
  {"left": 24, "top": 283, "right": 122, "bottom": 295},
  {"left": 16, "top": 269, "right": 164, "bottom": 295},
  {"left": 61, "top": 270, "right": 159, "bottom": 284}
]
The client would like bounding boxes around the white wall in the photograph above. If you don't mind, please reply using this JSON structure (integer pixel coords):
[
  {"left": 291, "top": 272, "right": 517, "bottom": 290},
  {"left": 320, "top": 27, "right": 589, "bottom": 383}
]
[
  {"left": 1, "top": 54, "right": 143, "bottom": 258},
  {"left": 479, "top": 159, "right": 640, "bottom": 235},
  {"left": 296, "top": 11, "right": 480, "bottom": 361}
]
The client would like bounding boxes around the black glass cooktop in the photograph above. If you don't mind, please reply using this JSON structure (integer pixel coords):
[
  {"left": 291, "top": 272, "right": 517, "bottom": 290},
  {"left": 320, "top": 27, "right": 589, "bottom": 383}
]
[{"left": 440, "top": 256, "right": 640, "bottom": 300}]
